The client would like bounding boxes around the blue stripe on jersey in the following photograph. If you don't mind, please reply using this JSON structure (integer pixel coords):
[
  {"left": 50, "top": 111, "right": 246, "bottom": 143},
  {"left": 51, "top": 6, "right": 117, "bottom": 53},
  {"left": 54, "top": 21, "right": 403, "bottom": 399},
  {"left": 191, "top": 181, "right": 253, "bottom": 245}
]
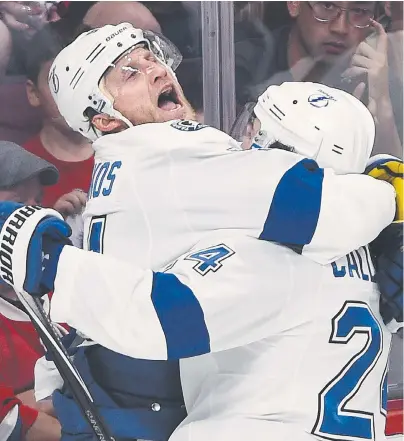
[
  {"left": 259, "top": 158, "right": 324, "bottom": 246},
  {"left": 151, "top": 272, "right": 210, "bottom": 359}
]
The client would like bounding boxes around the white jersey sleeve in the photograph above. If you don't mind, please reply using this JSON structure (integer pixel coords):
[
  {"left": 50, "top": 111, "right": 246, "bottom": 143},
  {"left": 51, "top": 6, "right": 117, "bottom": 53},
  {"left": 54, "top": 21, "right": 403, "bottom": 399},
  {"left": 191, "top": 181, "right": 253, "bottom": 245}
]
[
  {"left": 50, "top": 235, "right": 293, "bottom": 361},
  {"left": 297, "top": 169, "right": 396, "bottom": 263},
  {"left": 88, "top": 122, "right": 396, "bottom": 268},
  {"left": 0, "top": 406, "right": 18, "bottom": 441}
]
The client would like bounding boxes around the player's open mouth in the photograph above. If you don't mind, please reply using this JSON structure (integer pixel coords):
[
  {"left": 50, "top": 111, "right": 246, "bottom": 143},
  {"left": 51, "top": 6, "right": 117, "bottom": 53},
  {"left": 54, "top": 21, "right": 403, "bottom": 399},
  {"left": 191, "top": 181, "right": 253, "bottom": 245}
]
[{"left": 157, "top": 84, "right": 182, "bottom": 112}]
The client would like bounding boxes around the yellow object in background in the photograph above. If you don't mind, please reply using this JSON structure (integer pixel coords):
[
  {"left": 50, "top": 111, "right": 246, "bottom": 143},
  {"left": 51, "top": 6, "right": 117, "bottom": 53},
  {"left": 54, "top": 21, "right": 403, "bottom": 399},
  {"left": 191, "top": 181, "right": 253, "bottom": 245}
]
[{"left": 366, "top": 157, "right": 404, "bottom": 221}]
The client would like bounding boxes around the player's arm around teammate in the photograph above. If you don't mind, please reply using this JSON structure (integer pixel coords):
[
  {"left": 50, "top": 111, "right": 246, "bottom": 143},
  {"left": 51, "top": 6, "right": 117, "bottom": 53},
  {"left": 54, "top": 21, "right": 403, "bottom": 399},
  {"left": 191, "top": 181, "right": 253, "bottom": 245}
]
[
  {"left": 0, "top": 207, "right": 295, "bottom": 360},
  {"left": 0, "top": 202, "right": 401, "bottom": 361}
]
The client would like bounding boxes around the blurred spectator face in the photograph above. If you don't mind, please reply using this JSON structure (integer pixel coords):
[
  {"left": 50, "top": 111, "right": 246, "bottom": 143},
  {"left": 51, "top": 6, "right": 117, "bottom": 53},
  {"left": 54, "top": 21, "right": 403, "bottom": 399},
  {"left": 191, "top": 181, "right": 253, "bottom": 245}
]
[
  {"left": 94, "top": 45, "right": 195, "bottom": 131},
  {"left": 385, "top": 1, "right": 403, "bottom": 32},
  {"left": 0, "top": 176, "right": 42, "bottom": 300},
  {"left": 26, "top": 60, "right": 71, "bottom": 133},
  {"left": 84, "top": 1, "right": 162, "bottom": 33},
  {"left": 287, "top": 1, "right": 376, "bottom": 62},
  {"left": 0, "top": 177, "right": 43, "bottom": 206}
]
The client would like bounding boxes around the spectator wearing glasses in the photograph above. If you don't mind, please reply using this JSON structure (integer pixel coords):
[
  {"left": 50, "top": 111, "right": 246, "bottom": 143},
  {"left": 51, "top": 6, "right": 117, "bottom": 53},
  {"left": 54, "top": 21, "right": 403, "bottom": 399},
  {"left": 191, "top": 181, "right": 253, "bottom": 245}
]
[{"left": 244, "top": 1, "right": 402, "bottom": 157}]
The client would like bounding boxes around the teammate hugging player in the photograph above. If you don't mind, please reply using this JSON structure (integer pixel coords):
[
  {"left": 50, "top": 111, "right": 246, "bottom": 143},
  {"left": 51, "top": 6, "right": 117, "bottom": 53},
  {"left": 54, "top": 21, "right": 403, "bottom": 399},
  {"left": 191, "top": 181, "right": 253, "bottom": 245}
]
[{"left": 0, "top": 23, "right": 402, "bottom": 441}]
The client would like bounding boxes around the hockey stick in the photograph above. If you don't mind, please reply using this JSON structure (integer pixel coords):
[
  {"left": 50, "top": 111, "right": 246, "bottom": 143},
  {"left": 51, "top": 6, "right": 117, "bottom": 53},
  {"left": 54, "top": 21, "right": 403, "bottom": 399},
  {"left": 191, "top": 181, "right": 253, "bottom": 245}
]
[{"left": 15, "top": 289, "right": 116, "bottom": 441}]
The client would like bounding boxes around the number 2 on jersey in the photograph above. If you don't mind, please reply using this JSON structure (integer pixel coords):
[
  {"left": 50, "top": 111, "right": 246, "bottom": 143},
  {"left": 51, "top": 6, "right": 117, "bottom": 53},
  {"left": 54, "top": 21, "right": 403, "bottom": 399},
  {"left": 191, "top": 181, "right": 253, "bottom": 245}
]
[{"left": 312, "top": 301, "right": 387, "bottom": 441}]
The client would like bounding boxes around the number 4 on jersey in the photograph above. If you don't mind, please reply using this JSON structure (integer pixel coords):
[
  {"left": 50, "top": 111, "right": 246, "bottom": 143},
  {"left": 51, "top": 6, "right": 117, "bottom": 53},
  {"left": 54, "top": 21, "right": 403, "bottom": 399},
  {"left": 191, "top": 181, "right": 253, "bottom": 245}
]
[{"left": 185, "top": 244, "right": 235, "bottom": 276}]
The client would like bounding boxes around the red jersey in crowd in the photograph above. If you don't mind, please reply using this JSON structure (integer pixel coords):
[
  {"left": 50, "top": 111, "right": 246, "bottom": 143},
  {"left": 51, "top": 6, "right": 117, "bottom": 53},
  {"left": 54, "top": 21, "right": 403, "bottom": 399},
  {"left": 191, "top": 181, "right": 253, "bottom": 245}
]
[
  {"left": 0, "top": 296, "right": 48, "bottom": 393},
  {"left": 23, "top": 135, "right": 94, "bottom": 208},
  {"left": 0, "top": 385, "right": 39, "bottom": 441},
  {"left": 0, "top": 295, "right": 68, "bottom": 441}
]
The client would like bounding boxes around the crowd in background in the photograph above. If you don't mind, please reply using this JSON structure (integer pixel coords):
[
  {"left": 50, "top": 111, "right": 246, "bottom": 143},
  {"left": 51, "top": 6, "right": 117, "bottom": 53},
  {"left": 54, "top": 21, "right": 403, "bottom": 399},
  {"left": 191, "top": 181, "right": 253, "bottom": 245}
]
[{"left": 0, "top": 2, "right": 402, "bottom": 440}]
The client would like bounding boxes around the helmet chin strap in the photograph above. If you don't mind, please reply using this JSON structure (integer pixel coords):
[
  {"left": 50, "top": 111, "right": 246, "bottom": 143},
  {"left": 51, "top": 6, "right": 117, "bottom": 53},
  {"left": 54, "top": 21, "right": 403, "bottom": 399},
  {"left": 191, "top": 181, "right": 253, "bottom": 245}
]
[{"left": 97, "top": 76, "right": 134, "bottom": 132}]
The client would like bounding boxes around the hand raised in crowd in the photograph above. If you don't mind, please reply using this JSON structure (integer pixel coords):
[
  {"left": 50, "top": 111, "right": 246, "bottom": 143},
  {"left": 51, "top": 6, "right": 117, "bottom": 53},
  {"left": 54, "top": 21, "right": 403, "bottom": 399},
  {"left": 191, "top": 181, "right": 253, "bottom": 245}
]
[
  {"left": 0, "top": 1, "right": 48, "bottom": 32},
  {"left": 344, "top": 19, "right": 390, "bottom": 121},
  {"left": 53, "top": 189, "right": 87, "bottom": 219},
  {"left": 344, "top": 19, "right": 402, "bottom": 157}
]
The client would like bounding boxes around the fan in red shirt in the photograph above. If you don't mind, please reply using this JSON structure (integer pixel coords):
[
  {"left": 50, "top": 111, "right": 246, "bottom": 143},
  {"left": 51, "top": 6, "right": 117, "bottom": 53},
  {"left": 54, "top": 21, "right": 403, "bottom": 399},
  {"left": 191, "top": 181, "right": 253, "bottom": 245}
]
[
  {"left": 0, "top": 142, "right": 61, "bottom": 441},
  {"left": 23, "top": 20, "right": 93, "bottom": 215},
  {"left": 23, "top": 136, "right": 93, "bottom": 210}
]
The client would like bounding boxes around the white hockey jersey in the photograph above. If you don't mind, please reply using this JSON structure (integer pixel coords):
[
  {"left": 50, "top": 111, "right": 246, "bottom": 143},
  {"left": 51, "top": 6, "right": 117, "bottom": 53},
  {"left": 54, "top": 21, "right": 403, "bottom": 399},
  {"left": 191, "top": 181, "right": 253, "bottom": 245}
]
[
  {"left": 51, "top": 233, "right": 392, "bottom": 441},
  {"left": 82, "top": 120, "right": 395, "bottom": 269},
  {"left": 52, "top": 119, "right": 395, "bottom": 440}
]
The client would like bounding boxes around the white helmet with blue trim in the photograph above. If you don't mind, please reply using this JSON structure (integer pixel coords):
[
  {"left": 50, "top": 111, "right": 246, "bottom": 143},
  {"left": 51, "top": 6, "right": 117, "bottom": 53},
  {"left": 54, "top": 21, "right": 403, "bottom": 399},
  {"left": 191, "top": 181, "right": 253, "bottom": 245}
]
[
  {"left": 48, "top": 23, "right": 182, "bottom": 141},
  {"left": 232, "top": 82, "right": 375, "bottom": 175}
]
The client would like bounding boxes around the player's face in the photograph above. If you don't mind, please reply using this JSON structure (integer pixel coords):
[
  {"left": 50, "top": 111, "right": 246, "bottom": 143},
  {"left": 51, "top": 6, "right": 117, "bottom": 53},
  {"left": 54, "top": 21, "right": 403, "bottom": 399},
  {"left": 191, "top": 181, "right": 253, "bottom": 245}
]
[
  {"left": 288, "top": 1, "right": 375, "bottom": 63},
  {"left": 101, "top": 45, "right": 195, "bottom": 128},
  {"left": 241, "top": 117, "right": 262, "bottom": 150},
  {"left": 0, "top": 176, "right": 43, "bottom": 300}
]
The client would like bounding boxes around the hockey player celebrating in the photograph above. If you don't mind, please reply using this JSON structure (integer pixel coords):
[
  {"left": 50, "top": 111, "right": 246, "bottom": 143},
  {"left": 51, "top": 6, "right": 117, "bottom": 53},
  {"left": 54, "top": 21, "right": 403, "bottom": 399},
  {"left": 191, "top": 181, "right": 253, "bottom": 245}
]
[
  {"left": 0, "top": 80, "right": 402, "bottom": 441},
  {"left": 43, "top": 27, "right": 401, "bottom": 440},
  {"left": 0, "top": 84, "right": 402, "bottom": 441},
  {"left": 0, "top": 23, "right": 402, "bottom": 441},
  {"left": 44, "top": 23, "right": 397, "bottom": 268}
]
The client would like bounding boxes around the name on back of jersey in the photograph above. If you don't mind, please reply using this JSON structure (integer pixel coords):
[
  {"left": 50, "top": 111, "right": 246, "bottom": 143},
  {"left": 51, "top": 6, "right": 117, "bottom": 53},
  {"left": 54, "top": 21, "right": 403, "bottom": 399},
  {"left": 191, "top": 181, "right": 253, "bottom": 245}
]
[
  {"left": 331, "top": 247, "right": 375, "bottom": 282},
  {"left": 88, "top": 161, "right": 122, "bottom": 200}
]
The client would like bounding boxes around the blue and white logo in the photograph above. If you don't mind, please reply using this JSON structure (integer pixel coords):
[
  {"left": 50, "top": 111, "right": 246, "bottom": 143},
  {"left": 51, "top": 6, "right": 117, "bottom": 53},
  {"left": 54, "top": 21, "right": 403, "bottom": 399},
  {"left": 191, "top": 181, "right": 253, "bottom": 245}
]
[
  {"left": 49, "top": 66, "right": 59, "bottom": 94},
  {"left": 171, "top": 120, "right": 208, "bottom": 132},
  {"left": 308, "top": 91, "right": 336, "bottom": 108}
]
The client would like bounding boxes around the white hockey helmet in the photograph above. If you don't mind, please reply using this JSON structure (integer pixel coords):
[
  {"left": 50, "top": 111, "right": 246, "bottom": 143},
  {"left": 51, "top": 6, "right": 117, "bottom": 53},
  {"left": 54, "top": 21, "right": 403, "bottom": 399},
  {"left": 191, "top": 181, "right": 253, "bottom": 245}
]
[
  {"left": 48, "top": 23, "right": 182, "bottom": 141},
  {"left": 249, "top": 82, "right": 375, "bottom": 174}
]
